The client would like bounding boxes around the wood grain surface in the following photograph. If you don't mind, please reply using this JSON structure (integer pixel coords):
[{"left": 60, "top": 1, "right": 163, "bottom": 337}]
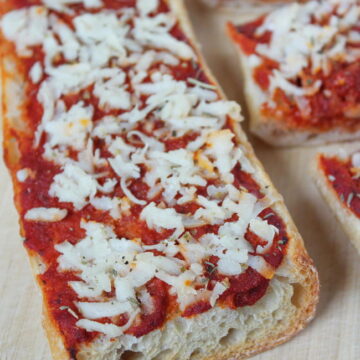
[{"left": 1, "top": 1, "right": 359, "bottom": 359}]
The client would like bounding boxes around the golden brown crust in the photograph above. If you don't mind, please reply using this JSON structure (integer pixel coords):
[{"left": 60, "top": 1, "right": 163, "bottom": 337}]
[
  {"left": 200, "top": 233, "right": 319, "bottom": 360},
  {"left": 27, "top": 255, "right": 72, "bottom": 360},
  {"left": 43, "top": 307, "right": 73, "bottom": 360},
  {"left": 313, "top": 153, "right": 360, "bottom": 254},
  {"left": 1, "top": 1, "right": 319, "bottom": 359},
  {"left": 0, "top": 22, "right": 74, "bottom": 360}
]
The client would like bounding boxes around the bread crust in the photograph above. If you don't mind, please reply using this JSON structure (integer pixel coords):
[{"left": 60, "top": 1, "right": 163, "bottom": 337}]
[
  {"left": 1, "top": 0, "right": 319, "bottom": 359},
  {"left": 313, "top": 152, "right": 360, "bottom": 255},
  {"left": 27, "top": 254, "right": 72, "bottom": 360}
]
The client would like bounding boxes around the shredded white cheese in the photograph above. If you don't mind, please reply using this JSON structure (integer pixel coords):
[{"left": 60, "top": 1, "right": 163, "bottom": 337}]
[
  {"left": 44, "top": 102, "right": 93, "bottom": 151},
  {"left": 76, "top": 308, "right": 139, "bottom": 338},
  {"left": 49, "top": 164, "right": 97, "bottom": 210},
  {"left": 16, "top": 168, "right": 31, "bottom": 182},
  {"left": 141, "top": 202, "right": 184, "bottom": 232},
  {"left": 43, "top": 0, "right": 103, "bottom": 12},
  {"left": 210, "top": 282, "right": 228, "bottom": 306},
  {"left": 25, "top": 207, "right": 68, "bottom": 222},
  {"left": 352, "top": 152, "right": 360, "bottom": 168},
  {"left": 29, "top": 62, "right": 43, "bottom": 83},
  {"left": 249, "top": 218, "right": 277, "bottom": 254},
  {"left": 137, "top": 0, "right": 159, "bottom": 16},
  {"left": 133, "top": 14, "right": 195, "bottom": 60},
  {"left": 249, "top": 0, "right": 360, "bottom": 100},
  {"left": 1, "top": 7, "right": 48, "bottom": 56}
]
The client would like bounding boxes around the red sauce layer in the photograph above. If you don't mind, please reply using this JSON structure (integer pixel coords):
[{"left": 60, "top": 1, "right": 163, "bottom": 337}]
[
  {"left": 6, "top": 0, "right": 288, "bottom": 354},
  {"left": 319, "top": 154, "right": 360, "bottom": 217},
  {"left": 227, "top": 15, "right": 360, "bottom": 132}
]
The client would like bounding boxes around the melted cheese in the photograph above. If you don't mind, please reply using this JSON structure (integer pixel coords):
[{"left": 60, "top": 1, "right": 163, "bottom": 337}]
[
  {"left": 76, "top": 319, "right": 124, "bottom": 338},
  {"left": 97, "top": 178, "right": 117, "bottom": 194},
  {"left": 94, "top": 70, "right": 131, "bottom": 110},
  {"left": 43, "top": 0, "right": 103, "bottom": 12},
  {"left": 249, "top": 218, "right": 277, "bottom": 254},
  {"left": 253, "top": 0, "right": 359, "bottom": 97},
  {"left": 194, "top": 196, "right": 227, "bottom": 225},
  {"left": 115, "top": 278, "right": 136, "bottom": 302},
  {"left": 210, "top": 282, "right": 227, "bottom": 306},
  {"left": 29, "top": 62, "right": 43, "bottom": 83},
  {"left": 44, "top": 102, "right": 93, "bottom": 150},
  {"left": 137, "top": 0, "right": 159, "bottom": 16},
  {"left": 145, "top": 148, "right": 206, "bottom": 204},
  {"left": 16, "top": 168, "right": 31, "bottom": 182},
  {"left": 133, "top": 14, "right": 195, "bottom": 59},
  {"left": 248, "top": 255, "right": 275, "bottom": 280},
  {"left": 1, "top": 7, "right": 48, "bottom": 56},
  {"left": 90, "top": 196, "right": 121, "bottom": 219},
  {"left": 92, "top": 116, "right": 131, "bottom": 139},
  {"left": 49, "top": 164, "right": 98, "bottom": 210},
  {"left": 352, "top": 152, "right": 360, "bottom": 168},
  {"left": 77, "top": 308, "right": 139, "bottom": 338},
  {"left": 109, "top": 156, "right": 140, "bottom": 181},
  {"left": 141, "top": 202, "right": 183, "bottom": 232},
  {"left": 156, "top": 270, "right": 198, "bottom": 310},
  {"left": 77, "top": 301, "right": 132, "bottom": 320},
  {"left": 206, "top": 130, "right": 240, "bottom": 182},
  {"left": 25, "top": 207, "right": 68, "bottom": 222}
]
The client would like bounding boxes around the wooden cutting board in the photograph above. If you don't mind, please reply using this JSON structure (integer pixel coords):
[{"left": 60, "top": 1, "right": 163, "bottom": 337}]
[{"left": 0, "top": 1, "right": 359, "bottom": 359}]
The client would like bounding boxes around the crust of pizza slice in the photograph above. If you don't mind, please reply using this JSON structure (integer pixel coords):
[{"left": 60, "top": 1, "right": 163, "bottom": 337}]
[
  {"left": 1, "top": 0, "right": 319, "bottom": 359},
  {"left": 313, "top": 152, "right": 360, "bottom": 255}
]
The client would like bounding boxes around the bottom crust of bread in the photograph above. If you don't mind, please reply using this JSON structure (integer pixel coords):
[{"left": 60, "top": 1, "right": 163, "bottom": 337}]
[
  {"left": 31, "top": 253, "right": 318, "bottom": 360},
  {"left": 26, "top": 218, "right": 319, "bottom": 360},
  {"left": 251, "top": 120, "right": 360, "bottom": 147},
  {"left": 313, "top": 154, "right": 360, "bottom": 254}
]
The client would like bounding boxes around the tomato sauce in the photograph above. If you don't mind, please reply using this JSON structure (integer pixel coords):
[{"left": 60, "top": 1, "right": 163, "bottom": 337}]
[
  {"left": 227, "top": 20, "right": 270, "bottom": 56},
  {"left": 182, "top": 301, "right": 212, "bottom": 318},
  {"left": 164, "top": 132, "right": 199, "bottom": 151},
  {"left": 228, "top": 16, "right": 360, "bottom": 132},
  {"left": 232, "top": 163, "right": 263, "bottom": 198},
  {"left": 127, "top": 278, "right": 171, "bottom": 337},
  {"left": 182, "top": 207, "right": 288, "bottom": 316},
  {"left": 40, "top": 265, "right": 97, "bottom": 352},
  {"left": 5, "top": 0, "right": 289, "bottom": 354},
  {"left": 223, "top": 268, "right": 269, "bottom": 309},
  {"left": 319, "top": 155, "right": 360, "bottom": 217},
  {"left": 262, "top": 62, "right": 360, "bottom": 131}
]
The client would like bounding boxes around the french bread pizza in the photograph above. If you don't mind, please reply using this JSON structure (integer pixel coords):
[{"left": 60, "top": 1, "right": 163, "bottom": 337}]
[
  {"left": 227, "top": 0, "right": 360, "bottom": 146},
  {"left": 314, "top": 150, "right": 360, "bottom": 254},
  {"left": 1, "top": 0, "right": 319, "bottom": 359}
]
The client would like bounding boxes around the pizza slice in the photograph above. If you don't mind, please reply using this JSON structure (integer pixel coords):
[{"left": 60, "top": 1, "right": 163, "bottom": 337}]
[
  {"left": 314, "top": 150, "right": 360, "bottom": 254},
  {"left": 227, "top": 0, "right": 360, "bottom": 146},
  {"left": 1, "top": 0, "right": 318, "bottom": 359}
]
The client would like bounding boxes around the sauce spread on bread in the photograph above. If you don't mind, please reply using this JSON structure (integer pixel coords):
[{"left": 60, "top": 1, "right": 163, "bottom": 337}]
[
  {"left": 228, "top": 0, "right": 360, "bottom": 132},
  {"left": 2, "top": 0, "right": 288, "bottom": 354},
  {"left": 319, "top": 153, "right": 360, "bottom": 217}
]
